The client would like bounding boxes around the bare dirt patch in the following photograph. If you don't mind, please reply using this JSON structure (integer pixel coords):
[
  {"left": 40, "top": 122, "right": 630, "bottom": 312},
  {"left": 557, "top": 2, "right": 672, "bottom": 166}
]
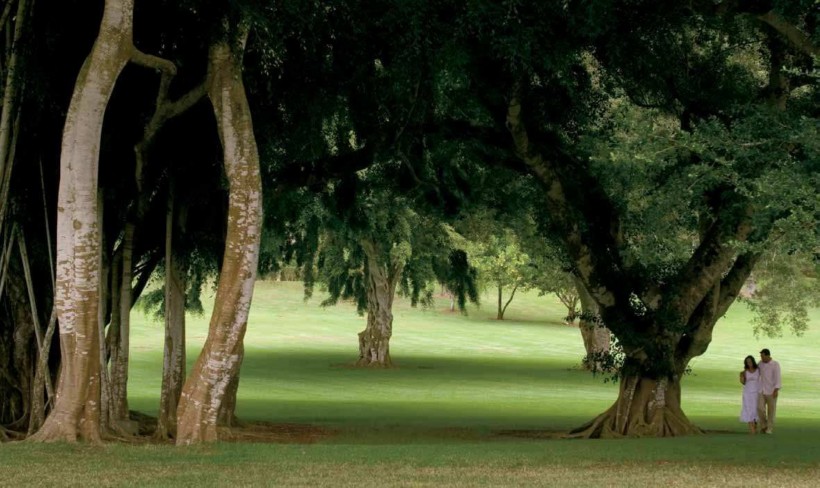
[
  {"left": 492, "top": 429, "right": 567, "bottom": 440},
  {"left": 129, "top": 411, "right": 336, "bottom": 444},
  {"left": 220, "top": 421, "right": 338, "bottom": 443}
]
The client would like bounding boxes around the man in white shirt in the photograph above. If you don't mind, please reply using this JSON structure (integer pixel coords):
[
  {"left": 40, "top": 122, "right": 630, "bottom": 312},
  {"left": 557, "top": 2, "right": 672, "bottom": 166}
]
[{"left": 757, "top": 348, "right": 781, "bottom": 434}]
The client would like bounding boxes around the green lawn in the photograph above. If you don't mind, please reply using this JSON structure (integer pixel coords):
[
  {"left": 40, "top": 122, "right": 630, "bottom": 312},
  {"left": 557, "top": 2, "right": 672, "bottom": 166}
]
[{"left": 3, "top": 280, "right": 819, "bottom": 487}]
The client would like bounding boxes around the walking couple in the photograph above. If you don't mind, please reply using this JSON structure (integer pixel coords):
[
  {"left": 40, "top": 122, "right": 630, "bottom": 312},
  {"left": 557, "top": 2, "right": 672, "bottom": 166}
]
[{"left": 739, "top": 348, "right": 781, "bottom": 434}]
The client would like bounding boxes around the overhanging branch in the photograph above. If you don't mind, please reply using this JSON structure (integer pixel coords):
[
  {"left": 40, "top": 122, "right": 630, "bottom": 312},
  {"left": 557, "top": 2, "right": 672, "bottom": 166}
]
[{"left": 756, "top": 10, "right": 820, "bottom": 58}]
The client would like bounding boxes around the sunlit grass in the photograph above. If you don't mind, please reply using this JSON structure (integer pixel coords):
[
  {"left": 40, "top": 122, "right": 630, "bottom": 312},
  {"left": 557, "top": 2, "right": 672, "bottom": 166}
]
[
  {"left": 4, "top": 280, "right": 819, "bottom": 486},
  {"left": 128, "top": 280, "right": 820, "bottom": 431}
]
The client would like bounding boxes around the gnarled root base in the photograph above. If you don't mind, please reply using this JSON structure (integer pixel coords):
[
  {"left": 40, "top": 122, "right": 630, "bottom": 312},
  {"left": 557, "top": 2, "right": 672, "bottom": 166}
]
[
  {"left": 354, "top": 356, "right": 393, "bottom": 368},
  {"left": 26, "top": 415, "right": 102, "bottom": 444},
  {"left": 567, "top": 375, "right": 702, "bottom": 438},
  {"left": 355, "top": 329, "right": 392, "bottom": 368}
]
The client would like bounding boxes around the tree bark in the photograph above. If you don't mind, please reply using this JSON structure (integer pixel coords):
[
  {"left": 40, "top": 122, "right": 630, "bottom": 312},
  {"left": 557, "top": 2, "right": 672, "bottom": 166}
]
[
  {"left": 175, "top": 30, "right": 262, "bottom": 445},
  {"left": 505, "top": 83, "right": 764, "bottom": 437},
  {"left": 357, "top": 240, "right": 402, "bottom": 367},
  {"left": 0, "top": 0, "right": 28, "bottom": 191},
  {"left": 155, "top": 192, "right": 186, "bottom": 440},
  {"left": 569, "top": 373, "right": 701, "bottom": 438},
  {"left": 109, "top": 221, "right": 133, "bottom": 423},
  {"left": 556, "top": 288, "right": 579, "bottom": 324},
  {"left": 97, "top": 197, "right": 112, "bottom": 433},
  {"left": 29, "top": 0, "right": 136, "bottom": 443},
  {"left": 217, "top": 347, "right": 241, "bottom": 428},
  {"left": 573, "top": 275, "right": 610, "bottom": 370}
]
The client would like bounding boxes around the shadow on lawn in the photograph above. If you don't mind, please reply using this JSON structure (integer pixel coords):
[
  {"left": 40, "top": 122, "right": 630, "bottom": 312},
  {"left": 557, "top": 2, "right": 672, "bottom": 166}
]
[{"left": 235, "top": 349, "right": 600, "bottom": 386}]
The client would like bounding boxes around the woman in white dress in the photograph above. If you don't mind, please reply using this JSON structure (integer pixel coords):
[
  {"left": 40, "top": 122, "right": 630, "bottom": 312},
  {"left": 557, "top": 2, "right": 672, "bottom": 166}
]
[{"left": 739, "top": 355, "right": 760, "bottom": 434}]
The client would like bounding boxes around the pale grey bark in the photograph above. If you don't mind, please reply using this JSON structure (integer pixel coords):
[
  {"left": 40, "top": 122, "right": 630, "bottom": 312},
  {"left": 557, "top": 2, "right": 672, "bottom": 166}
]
[
  {"left": 156, "top": 192, "right": 186, "bottom": 440},
  {"left": 109, "top": 222, "right": 133, "bottom": 423},
  {"left": 31, "top": 0, "right": 136, "bottom": 443},
  {"left": 176, "top": 30, "right": 262, "bottom": 445}
]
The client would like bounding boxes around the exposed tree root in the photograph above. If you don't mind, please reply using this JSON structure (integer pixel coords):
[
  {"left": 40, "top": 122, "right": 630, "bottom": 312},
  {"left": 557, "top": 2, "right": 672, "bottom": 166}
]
[
  {"left": 0, "top": 425, "right": 24, "bottom": 442},
  {"left": 354, "top": 355, "right": 393, "bottom": 368},
  {"left": 567, "top": 375, "right": 703, "bottom": 438}
]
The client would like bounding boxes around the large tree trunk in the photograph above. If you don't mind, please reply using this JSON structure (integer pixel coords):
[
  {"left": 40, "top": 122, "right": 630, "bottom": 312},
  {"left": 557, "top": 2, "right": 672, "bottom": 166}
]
[
  {"left": 28, "top": 0, "right": 136, "bottom": 443},
  {"left": 573, "top": 275, "right": 610, "bottom": 370},
  {"left": 175, "top": 30, "right": 262, "bottom": 445},
  {"left": 357, "top": 240, "right": 402, "bottom": 367},
  {"left": 155, "top": 193, "right": 186, "bottom": 440},
  {"left": 569, "top": 374, "right": 701, "bottom": 438}
]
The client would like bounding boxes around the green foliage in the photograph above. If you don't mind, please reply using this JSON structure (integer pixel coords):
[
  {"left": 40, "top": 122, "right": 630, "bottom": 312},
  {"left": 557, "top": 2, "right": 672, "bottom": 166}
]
[
  {"left": 135, "top": 250, "right": 213, "bottom": 320},
  {"left": 433, "top": 249, "right": 480, "bottom": 312},
  {"left": 469, "top": 229, "right": 533, "bottom": 294},
  {"left": 746, "top": 251, "right": 820, "bottom": 337}
]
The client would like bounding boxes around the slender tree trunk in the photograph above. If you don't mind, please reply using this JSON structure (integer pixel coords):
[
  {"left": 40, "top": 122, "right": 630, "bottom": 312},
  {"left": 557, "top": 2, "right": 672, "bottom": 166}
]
[
  {"left": 0, "top": 0, "right": 27, "bottom": 190},
  {"left": 556, "top": 289, "right": 579, "bottom": 324},
  {"left": 496, "top": 284, "right": 518, "bottom": 320},
  {"left": 497, "top": 286, "right": 502, "bottom": 320},
  {"left": 27, "top": 308, "right": 55, "bottom": 435},
  {"left": 569, "top": 372, "right": 701, "bottom": 438},
  {"left": 175, "top": 30, "right": 262, "bottom": 445},
  {"left": 357, "top": 241, "right": 402, "bottom": 367},
  {"left": 14, "top": 229, "right": 54, "bottom": 432},
  {"left": 1, "top": 257, "right": 33, "bottom": 429},
  {"left": 109, "top": 221, "right": 133, "bottom": 425},
  {"left": 155, "top": 193, "right": 186, "bottom": 440},
  {"left": 573, "top": 275, "right": 610, "bottom": 370},
  {"left": 105, "top": 248, "right": 122, "bottom": 396},
  {"left": 28, "top": 0, "right": 137, "bottom": 443},
  {"left": 97, "top": 202, "right": 112, "bottom": 433}
]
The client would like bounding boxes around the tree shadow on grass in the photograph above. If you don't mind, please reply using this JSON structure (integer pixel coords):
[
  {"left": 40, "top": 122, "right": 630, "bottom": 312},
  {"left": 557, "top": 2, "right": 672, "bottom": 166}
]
[{"left": 235, "top": 349, "right": 603, "bottom": 386}]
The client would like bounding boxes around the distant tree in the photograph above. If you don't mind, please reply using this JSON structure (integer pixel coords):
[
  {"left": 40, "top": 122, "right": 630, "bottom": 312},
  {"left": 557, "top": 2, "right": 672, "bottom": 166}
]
[{"left": 468, "top": 230, "right": 533, "bottom": 320}]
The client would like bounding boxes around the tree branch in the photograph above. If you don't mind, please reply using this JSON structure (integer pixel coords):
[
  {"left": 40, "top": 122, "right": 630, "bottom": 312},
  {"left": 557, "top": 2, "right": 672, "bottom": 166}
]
[
  {"left": 272, "top": 145, "right": 376, "bottom": 191},
  {"left": 660, "top": 208, "right": 754, "bottom": 325},
  {"left": 130, "top": 49, "right": 178, "bottom": 77},
  {"left": 756, "top": 10, "right": 820, "bottom": 58},
  {"left": 132, "top": 49, "right": 206, "bottom": 192},
  {"left": 677, "top": 251, "right": 761, "bottom": 366},
  {"left": 715, "top": 251, "right": 761, "bottom": 318},
  {"left": 505, "top": 85, "right": 625, "bottom": 313},
  {"left": 0, "top": 1, "right": 15, "bottom": 36}
]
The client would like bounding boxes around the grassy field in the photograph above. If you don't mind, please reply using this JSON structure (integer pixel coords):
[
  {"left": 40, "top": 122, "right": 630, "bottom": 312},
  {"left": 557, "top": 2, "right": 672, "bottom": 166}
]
[{"left": 3, "top": 280, "right": 819, "bottom": 487}]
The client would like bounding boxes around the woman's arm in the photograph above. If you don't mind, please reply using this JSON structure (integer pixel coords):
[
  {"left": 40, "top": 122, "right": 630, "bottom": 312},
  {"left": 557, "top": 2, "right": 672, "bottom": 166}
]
[{"left": 739, "top": 371, "right": 746, "bottom": 385}]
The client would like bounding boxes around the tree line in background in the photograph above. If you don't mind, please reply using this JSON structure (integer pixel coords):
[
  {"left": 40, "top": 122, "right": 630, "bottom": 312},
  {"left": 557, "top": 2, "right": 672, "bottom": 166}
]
[{"left": 0, "top": 0, "right": 817, "bottom": 443}]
